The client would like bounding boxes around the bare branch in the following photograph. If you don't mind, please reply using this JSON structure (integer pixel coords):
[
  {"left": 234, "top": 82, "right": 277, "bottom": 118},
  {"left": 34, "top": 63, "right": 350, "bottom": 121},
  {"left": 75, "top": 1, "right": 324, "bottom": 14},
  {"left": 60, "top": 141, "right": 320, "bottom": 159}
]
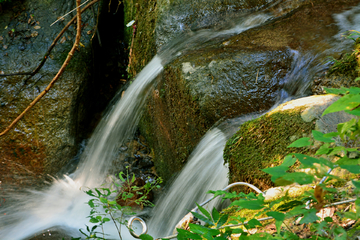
[
  {"left": 0, "top": 0, "right": 99, "bottom": 79},
  {"left": 0, "top": 0, "right": 83, "bottom": 137}
]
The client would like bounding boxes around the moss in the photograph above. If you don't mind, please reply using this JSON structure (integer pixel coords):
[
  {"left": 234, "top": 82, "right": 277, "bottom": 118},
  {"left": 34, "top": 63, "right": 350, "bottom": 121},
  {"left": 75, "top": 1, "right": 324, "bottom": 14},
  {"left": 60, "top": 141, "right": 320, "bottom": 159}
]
[
  {"left": 139, "top": 66, "right": 211, "bottom": 182},
  {"left": 224, "top": 108, "right": 315, "bottom": 192}
]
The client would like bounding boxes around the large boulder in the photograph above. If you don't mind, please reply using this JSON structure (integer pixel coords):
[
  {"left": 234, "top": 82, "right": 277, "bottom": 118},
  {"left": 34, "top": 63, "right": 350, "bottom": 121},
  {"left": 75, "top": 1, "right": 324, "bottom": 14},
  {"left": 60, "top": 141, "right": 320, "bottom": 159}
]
[
  {"left": 133, "top": 0, "right": 359, "bottom": 182},
  {"left": 224, "top": 94, "right": 357, "bottom": 192},
  {"left": 0, "top": 0, "right": 125, "bottom": 185}
]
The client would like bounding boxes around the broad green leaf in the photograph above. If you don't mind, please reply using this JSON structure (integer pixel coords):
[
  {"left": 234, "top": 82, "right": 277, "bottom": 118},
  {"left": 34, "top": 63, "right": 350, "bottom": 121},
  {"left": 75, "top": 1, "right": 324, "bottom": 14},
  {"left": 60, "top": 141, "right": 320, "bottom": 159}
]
[
  {"left": 212, "top": 207, "right": 220, "bottom": 223},
  {"left": 196, "top": 203, "right": 212, "bottom": 221},
  {"left": 139, "top": 234, "right": 153, "bottom": 240},
  {"left": 275, "top": 220, "right": 282, "bottom": 235},
  {"left": 189, "top": 223, "right": 209, "bottom": 235},
  {"left": 177, "top": 228, "right": 202, "bottom": 240},
  {"left": 322, "top": 93, "right": 360, "bottom": 116},
  {"left": 96, "top": 215, "right": 102, "bottom": 220},
  {"left": 262, "top": 165, "right": 287, "bottom": 181},
  {"left": 355, "top": 77, "right": 360, "bottom": 82},
  {"left": 282, "top": 172, "right": 315, "bottom": 185},
  {"left": 355, "top": 199, "right": 360, "bottom": 218},
  {"left": 230, "top": 199, "right": 264, "bottom": 210},
  {"left": 103, "top": 217, "right": 110, "bottom": 222},
  {"left": 352, "top": 180, "right": 360, "bottom": 189},
  {"left": 287, "top": 137, "right": 312, "bottom": 148},
  {"left": 323, "top": 87, "right": 349, "bottom": 95},
  {"left": 231, "top": 229, "right": 244, "bottom": 234},
  {"left": 99, "top": 197, "right": 108, "bottom": 204},
  {"left": 88, "top": 199, "right": 96, "bottom": 208},
  {"left": 324, "top": 217, "right": 333, "bottom": 223},
  {"left": 346, "top": 108, "right": 360, "bottom": 116},
  {"left": 315, "top": 144, "right": 331, "bottom": 155},
  {"left": 349, "top": 87, "right": 360, "bottom": 94},
  {"left": 312, "top": 130, "right": 335, "bottom": 143},
  {"left": 247, "top": 219, "right": 262, "bottom": 228},
  {"left": 281, "top": 154, "right": 297, "bottom": 167},
  {"left": 217, "top": 214, "right": 229, "bottom": 227},
  {"left": 299, "top": 209, "right": 319, "bottom": 224},
  {"left": 89, "top": 218, "right": 99, "bottom": 223},
  {"left": 192, "top": 211, "right": 214, "bottom": 226},
  {"left": 339, "top": 164, "right": 360, "bottom": 174},
  {"left": 293, "top": 153, "right": 320, "bottom": 168},
  {"left": 85, "top": 190, "right": 95, "bottom": 197},
  {"left": 213, "top": 237, "right": 227, "bottom": 240},
  {"left": 323, "top": 132, "right": 339, "bottom": 137},
  {"left": 266, "top": 211, "right": 285, "bottom": 221}
]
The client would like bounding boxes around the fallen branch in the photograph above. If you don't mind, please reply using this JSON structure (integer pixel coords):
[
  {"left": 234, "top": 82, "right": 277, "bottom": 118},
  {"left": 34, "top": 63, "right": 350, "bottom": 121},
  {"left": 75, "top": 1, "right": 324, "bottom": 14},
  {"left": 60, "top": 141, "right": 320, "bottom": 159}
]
[
  {"left": 0, "top": 0, "right": 99, "bottom": 80},
  {"left": 0, "top": 0, "right": 83, "bottom": 137}
]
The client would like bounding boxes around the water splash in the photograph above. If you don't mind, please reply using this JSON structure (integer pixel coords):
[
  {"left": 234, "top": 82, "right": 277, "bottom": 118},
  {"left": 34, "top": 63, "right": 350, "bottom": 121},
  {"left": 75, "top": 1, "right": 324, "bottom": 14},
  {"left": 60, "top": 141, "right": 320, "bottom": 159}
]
[{"left": 147, "top": 128, "right": 228, "bottom": 237}]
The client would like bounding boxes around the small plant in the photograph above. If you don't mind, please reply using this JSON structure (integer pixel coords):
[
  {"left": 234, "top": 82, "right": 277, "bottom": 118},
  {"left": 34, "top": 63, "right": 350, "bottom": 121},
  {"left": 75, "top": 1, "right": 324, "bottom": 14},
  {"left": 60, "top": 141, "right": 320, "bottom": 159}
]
[
  {"left": 175, "top": 85, "right": 360, "bottom": 239},
  {"left": 80, "top": 169, "right": 162, "bottom": 240}
]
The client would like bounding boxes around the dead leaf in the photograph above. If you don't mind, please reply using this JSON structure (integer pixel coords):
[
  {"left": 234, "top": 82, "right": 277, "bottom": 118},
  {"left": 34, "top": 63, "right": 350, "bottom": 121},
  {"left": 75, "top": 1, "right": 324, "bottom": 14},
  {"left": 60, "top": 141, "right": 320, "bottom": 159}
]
[
  {"left": 0, "top": 71, "right": 4, "bottom": 74},
  {"left": 28, "top": 18, "right": 31, "bottom": 24},
  {"left": 31, "top": 31, "right": 38, "bottom": 37},
  {"left": 79, "top": 42, "right": 85, "bottom": 47},
  {"left": 0, "top": 36, "right": 3, "bottom": 41},
  {"left": 57, "top": 16, "right": 65, "bottom": 21},
  {"left": 36, "top": 21, "right": 39, "bottom": 25},
  {"left": 34, "top": 26, "right": 41, "bottom": 30},
  {"left": 87, "top": 30, "right": 92, "bottom": 35},
  {"left": 60, "top": 36, "right": 66, "bottom": 44},
  {"left": 3, "top": 45, "right": 7, "bottom": 49}
]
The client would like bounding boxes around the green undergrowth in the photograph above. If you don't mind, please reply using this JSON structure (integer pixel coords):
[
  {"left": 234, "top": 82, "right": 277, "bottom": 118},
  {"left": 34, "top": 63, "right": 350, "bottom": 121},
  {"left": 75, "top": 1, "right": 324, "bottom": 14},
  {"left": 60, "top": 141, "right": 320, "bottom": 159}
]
[{"left": 224, "top": 109, "right": 315, "bottom": 192}]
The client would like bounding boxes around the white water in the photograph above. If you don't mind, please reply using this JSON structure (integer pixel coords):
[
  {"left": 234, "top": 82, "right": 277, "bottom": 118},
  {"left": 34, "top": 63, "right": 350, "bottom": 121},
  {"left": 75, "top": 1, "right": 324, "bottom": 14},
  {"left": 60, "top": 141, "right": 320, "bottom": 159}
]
[
  {"left": 148, "top": 128, "right": 228, "bottom": 238},
  {"left": 0, "top": 11, "right": 273, "bottom": 240},
  {"left": 2, "top": 2, "right": 359, "bottom": 239}
]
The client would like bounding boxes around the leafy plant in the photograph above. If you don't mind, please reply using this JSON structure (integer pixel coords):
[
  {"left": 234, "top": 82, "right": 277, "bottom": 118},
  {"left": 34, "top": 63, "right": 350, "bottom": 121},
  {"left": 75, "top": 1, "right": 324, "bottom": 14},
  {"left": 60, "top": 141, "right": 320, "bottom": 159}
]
[
  {"left": 175, "top": 86, "right": 360, "bottom": 239},
  {"left": 80, "top": 169, "right": 162, "bottom": 240}
]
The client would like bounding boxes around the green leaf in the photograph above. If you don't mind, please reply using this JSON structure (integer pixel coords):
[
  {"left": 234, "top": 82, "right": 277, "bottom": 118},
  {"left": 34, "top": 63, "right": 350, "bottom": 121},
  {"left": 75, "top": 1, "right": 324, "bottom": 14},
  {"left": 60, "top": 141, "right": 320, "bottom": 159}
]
[
  {"left": 192, "top": 211, "right": 214, "bottom": 226},
  {"left": 322, "top": 94, "right": 360, "bottom": 116},
  {"left": 89, "top": 218, "right": 99, "bottom": 223},
  {"left": 266, "top": 211, "right": 285, "bottom": 221},
  {"left": 103, "top": 217, "right": 110, "bottom": 222},
  {"left": 281, "top": 172, "right": 315, "bottom": 185},
  {"left": 355, "top": 77, "right": 360, "bottom": 82},
  {"left": 196, "top": 203, "right": 212, "bottom": 222},
  {"left": 352, "top": 180, "right": 360, "bottom": 189},
  {"left": 287, "top": 137, "right": 312, "bottom": 148},
  {"left": 131, "top": 173, "right": 136, "bottom": 183},
  {"left": 230, "top": 199, "right": 264, "bottom": 210},
  {"left": 315, "top": 144, "right": 331, "bottom": 155},
  {"left": 188, "top": 223, "right": 209, "bottom": 235},
  {"left": 217, "top": 214, "right": 229, "bottom": 227},
  {"left": 323, "top": 87, "right": 349, "bottom": 95},
  {"left": 88, "top": 199, "right": 96, "bottom": 208},
  {"left": 276, "top": 200, "right": 303, "bottom": 212},
  {"left": 345, "top": 108, "right": 360, "bottom": 116},
  {"left": 212, "top": 207, "right": 220, "bottom": 223},
  {"left": 281, "top": 154, "right": 297, "bottom": 167},
  {"left": 119, "top": 172, "right": 125, "bottom": 182},
  {"left": 323, "top": 132, "right": 339, "bottom": 137},
  {"left": 99, "top": 197, "right": 108, "bottom": 204},
  {"left": 177, "top": 228, "right": 202, "bottom": 240},
  {"left": 339, "top": 164, "right": 360, "bottom": 174},
  {"left": 275, "top": 220, "right": 282, "bottom": 235},
  {"left": 299, "top": 209, "right": 319, "bottom": 224},
  {"left": 312, "top": 130, "right": 335, "bottom": 143},
  {"left": 324, "top": 217, "right": 333, "bottom": 223},
  {"left": 262, "top": 165, "right": 287, "bottom": 181},
  {"left": 247, "top": 219, "right": 262, "bottom": 228},
  {"left": 139, "top": 234, "right": 153, "bottom": 240}
]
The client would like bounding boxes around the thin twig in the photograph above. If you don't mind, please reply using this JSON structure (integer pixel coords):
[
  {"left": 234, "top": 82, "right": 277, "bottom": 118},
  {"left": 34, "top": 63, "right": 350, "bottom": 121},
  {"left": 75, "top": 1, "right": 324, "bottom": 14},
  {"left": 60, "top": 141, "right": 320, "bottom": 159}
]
[
  {"left": 0, "top": 0, "right": 83, "bottom": 137},
  {"left": 0, "top": 0, "right": 99, "bottom": 79},
  {"left": 50, "top": 0, "right": 91, "bottom": 27}
]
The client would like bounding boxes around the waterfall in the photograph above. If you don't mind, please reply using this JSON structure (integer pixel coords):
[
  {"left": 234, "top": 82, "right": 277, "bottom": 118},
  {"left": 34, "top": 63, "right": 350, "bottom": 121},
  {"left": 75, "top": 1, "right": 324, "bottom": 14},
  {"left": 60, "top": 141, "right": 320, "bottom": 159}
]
[{"left": 0, "top": 10, "right": 274, "bottom": 240}]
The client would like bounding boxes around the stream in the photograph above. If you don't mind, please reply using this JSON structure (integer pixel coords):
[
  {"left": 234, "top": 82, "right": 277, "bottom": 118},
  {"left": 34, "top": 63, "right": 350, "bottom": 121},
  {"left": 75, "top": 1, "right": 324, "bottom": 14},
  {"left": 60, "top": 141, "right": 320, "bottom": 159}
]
[{"left": 0, "top": 2, "right": 360, "bottom": 240}]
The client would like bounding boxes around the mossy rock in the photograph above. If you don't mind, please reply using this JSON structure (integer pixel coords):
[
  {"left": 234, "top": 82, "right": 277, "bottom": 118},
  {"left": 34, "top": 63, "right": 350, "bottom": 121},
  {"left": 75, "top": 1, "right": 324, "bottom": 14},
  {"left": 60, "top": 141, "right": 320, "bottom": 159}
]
[{"left": 224, "top": 94, "right": 360, "bottom": 193}]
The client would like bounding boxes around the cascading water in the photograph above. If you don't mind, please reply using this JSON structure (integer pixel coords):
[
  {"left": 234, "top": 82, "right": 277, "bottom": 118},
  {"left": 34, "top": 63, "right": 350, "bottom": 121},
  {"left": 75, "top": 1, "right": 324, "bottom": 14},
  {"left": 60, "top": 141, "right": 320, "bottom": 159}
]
[
  {"left": 0, "top": 10, "right": 274, "bottom": 240},
  {"left": 1, "top": 2, "right": 359, "bottom": 239}
]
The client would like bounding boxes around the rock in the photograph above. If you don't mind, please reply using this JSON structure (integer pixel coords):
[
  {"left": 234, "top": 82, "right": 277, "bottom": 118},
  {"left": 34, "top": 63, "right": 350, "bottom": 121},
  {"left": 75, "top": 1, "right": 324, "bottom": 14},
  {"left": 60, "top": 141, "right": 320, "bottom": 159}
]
[{"left": 224, "top": 95, "right": 359, "bottom": 192}]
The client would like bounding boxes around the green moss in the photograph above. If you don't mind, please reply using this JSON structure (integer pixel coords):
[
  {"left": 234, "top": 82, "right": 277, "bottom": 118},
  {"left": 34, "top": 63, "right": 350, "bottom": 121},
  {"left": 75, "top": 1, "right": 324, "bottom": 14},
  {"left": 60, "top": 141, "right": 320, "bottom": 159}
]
[
  {"left": 224, "top": 109, "right": 315, "bottom": 192},
  {"left": 139, "top": 66, "right": 211, "bottom": 182}
]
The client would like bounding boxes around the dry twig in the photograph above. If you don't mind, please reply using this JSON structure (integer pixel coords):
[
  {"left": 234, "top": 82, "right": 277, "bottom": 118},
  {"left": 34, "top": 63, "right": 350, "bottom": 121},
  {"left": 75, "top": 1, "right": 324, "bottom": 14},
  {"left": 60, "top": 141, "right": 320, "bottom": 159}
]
[{"left": 0, "top": 0, "right": 83, "bottom": 137}]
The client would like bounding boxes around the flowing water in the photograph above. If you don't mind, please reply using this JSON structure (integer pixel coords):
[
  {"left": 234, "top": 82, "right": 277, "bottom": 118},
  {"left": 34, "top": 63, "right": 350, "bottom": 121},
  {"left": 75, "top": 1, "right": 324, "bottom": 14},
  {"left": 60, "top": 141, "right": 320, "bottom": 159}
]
[{"left": 1, "top": 2, "right": 360, "bottom": 239}]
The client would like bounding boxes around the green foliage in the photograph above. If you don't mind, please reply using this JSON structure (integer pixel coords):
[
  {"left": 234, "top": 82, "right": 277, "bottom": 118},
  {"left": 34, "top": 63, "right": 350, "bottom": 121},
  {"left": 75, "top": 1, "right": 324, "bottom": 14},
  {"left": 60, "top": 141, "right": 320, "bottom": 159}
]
[
  {"left": 79, "top": 168, "right": 162, "bottom": 240},
  {"left": 176, "top": 85, "right": 360, "bottom": 239}
]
